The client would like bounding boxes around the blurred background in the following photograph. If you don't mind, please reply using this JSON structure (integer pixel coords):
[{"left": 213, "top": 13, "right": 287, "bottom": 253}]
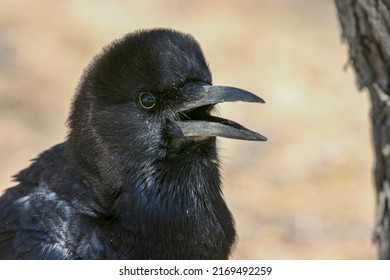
[{"left": 0, "top": 0, "right": 375, "bottom": 259}]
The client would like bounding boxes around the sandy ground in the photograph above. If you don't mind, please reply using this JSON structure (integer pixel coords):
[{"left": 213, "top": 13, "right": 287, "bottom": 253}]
[{"left": 0, "top": 0, "right": 376, "bottom": 259}]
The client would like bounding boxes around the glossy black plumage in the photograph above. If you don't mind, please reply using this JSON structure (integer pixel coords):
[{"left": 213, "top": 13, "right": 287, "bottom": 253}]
[{"left": 0, "top": 28, "right": 266, "bottom": 259}]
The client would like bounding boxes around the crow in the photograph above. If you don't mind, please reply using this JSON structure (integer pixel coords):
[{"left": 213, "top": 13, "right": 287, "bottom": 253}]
[{"left": 0, "top": 28, "right": 266, "bottom": 259}]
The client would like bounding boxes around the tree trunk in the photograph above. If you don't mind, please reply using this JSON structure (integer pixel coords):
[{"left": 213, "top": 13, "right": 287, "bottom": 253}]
[{"left": 335, "top": 0, "right": 390, "bottom": 259}]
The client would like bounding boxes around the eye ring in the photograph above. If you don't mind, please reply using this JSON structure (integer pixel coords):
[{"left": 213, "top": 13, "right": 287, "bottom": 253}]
[{"left": 139, "top": 92, "right": 156, "bottom": 109}]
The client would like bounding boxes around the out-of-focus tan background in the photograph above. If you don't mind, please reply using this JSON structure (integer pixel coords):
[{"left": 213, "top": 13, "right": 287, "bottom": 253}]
[{"left": 0, "top": 0, "right": 375, "bottom": 259}]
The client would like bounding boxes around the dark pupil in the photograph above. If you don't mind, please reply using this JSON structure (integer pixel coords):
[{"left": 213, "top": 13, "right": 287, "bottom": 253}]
[{"left": 140, "top": 93, "right": 155, "bottom": 108}]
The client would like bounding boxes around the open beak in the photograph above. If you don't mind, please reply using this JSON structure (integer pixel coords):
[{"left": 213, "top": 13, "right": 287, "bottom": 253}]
[{"left": 171, "top": 84, "right": 267, "bottom": 141}]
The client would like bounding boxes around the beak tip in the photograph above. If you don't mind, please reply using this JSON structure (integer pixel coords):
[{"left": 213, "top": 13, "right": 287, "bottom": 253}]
[
  {"left": 255, "top": 134, "right": 267, "bottom": 141},
  {"left": 256, "top": 96, "right": 266, "bottom": 104}
]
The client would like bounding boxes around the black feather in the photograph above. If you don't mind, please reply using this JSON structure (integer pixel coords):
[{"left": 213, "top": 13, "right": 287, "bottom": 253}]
[{"left": 0, "top": 28, "right": 265, "bottom": 259}]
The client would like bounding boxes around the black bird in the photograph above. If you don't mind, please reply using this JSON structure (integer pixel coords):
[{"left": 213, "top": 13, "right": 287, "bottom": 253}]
[{"left": 0, "top": 28, "right": 266, "bottom": 259}]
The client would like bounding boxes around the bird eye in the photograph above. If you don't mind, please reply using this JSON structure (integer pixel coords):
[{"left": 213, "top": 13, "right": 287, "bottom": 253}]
[{"left": 139, "top": 93, "right": 156, "bottom": 109}]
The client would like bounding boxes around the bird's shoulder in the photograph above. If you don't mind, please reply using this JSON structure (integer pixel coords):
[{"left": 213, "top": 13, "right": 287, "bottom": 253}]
[
  {"left": 0, "top": 182, "right": 111, "bottom": 259},
  {"left": 13, "top": 143, "right": 68, "bottom": 185},
  {"left": 0, "top": 183, "right": 74, "bottom": 259},
  {"left": 0, "top": 143, "right": 80, "bottom": 212},
  {"left": 0, "top": 144, "right": 108, "bottom": 259}
]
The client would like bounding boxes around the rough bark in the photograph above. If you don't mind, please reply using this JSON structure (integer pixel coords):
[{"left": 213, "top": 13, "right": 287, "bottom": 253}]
[{"left": 335, "top": 0, "right": 390, "bottom": 259}]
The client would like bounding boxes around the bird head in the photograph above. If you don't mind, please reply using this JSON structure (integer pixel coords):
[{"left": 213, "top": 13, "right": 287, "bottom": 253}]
[{"left": 66, "top": 28, "right": 266, "bottom": 210}]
